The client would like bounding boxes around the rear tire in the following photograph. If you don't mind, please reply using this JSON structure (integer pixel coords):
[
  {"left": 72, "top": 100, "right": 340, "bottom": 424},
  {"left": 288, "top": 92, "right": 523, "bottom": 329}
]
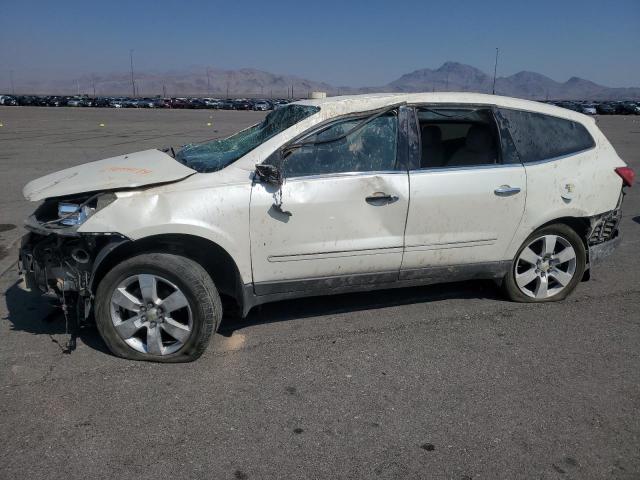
[
  {"left": 503, "top": 224, "right": 586, "bottom": 303},
  {"left": 95, "top": 253, "right": 221, "bottom": 362}
]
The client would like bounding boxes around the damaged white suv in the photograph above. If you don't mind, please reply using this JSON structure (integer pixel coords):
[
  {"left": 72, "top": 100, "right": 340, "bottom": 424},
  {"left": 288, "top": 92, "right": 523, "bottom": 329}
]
[{"left": 20, "top": 93, "right": 634, "bottom": 362}]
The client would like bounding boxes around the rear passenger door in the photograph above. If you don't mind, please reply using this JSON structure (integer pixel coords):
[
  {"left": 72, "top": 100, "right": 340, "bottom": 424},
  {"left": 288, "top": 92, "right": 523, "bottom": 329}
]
[{"left": 401, "top": 106, "right": 526, "bottom": 278}]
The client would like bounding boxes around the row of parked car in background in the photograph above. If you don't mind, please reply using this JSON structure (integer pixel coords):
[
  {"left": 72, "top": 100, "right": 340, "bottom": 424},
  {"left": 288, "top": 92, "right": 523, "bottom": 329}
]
[
  {"left": 1, "top": 94, "right": 639, "bottom": 114},
  {"left": 0, "top": 95, "right": 292, "bottom": 110},
  {"left": 543, "top": 100, "right": 640, "bottom": 115}
]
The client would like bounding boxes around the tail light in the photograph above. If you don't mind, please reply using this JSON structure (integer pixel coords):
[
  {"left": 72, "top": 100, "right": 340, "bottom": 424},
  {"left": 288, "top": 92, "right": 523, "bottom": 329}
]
[{"left": 615, "top": 167, "right": 635, "bottom": 187}]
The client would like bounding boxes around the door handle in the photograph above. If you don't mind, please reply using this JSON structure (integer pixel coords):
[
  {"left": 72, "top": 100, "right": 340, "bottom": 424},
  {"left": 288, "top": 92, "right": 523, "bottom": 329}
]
[
  {"left": 494, "top": 185, "right": 521, "bottom": 196},
  {"left": 365, "top": 192, "right": 399, "bottom": 205}
]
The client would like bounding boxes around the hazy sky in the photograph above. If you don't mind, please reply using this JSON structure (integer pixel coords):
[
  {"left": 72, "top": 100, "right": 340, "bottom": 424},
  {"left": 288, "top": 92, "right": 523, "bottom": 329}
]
[{"left": 1, "top": 0, "right": 639, "bottom": 88}]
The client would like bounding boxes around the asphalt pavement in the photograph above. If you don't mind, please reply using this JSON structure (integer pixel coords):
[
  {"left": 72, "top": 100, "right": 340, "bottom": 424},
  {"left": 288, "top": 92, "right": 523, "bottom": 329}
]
[{"left": 0, "top": 107, "right": 639, "bottom": 479}]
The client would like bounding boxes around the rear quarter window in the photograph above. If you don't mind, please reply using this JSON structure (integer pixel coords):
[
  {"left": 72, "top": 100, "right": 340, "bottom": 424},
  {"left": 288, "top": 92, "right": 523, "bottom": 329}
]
[{"left": 498, "top": 108, "right": 595, "bottom": 163}]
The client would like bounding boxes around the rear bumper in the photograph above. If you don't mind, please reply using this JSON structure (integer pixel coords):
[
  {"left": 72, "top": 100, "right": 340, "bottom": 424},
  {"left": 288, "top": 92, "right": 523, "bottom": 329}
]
[{"left": 586, "top": 192, "right": 624, "bottom": 267}]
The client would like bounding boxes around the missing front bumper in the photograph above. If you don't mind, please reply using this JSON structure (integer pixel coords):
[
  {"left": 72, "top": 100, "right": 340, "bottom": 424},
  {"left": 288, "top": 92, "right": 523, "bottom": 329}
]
[
  {"left": 19, "top": 229, "right": 128, "bottom": 320},
  {"left": 19, "top": 232, "right": 92, "bottom": 296}
]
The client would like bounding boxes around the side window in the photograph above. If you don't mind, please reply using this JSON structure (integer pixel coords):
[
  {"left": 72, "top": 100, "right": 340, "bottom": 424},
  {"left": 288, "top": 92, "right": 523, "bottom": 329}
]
[
  {"left": 498, "top": 108, "right": 595, "bottom": 163},
  {"left": 416, "top": 108, "right": 500, "bottom": 169},
  {"left": 282, "top": 113, "right": 398, "bottom": 177}
]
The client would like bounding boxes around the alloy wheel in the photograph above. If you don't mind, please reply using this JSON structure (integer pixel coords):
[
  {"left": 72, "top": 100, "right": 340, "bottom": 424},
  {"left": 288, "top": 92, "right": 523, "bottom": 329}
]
[
  {"left": 110, "top": 274, "right": 193, "bottom": 355},
  {"left": 514, "top": 234, "right": 577, "bottom": 299}
]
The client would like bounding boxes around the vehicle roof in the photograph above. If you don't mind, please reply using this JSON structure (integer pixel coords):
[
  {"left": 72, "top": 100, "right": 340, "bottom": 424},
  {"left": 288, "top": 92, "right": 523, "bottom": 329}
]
[{"left": 295, "top": 92, "right": 595, "bottom": 124}]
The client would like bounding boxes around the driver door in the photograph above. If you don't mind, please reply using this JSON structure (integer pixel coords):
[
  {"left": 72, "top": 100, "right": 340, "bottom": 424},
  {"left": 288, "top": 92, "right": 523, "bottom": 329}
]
[{"left": 249, "top": 110, "right": 409, "bottom": 294}]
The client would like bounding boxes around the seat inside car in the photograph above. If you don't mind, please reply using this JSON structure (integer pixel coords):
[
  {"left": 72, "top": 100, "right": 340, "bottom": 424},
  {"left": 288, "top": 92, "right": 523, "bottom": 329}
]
[
  {"left": 447, "top": 124, "right": 497, "bottom": 166},
  {"left": 420, "top": 125, "right": 445, "bottom": 168}
]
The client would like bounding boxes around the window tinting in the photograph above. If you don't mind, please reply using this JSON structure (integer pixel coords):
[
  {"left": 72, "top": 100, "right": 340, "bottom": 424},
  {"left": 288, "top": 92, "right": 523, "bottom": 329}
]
[
  {"left": 498, "top": 108, "right": 595, "bottom": 163},
  {"left": 282, "top": 113, "right": 398, "bottom": 177}
]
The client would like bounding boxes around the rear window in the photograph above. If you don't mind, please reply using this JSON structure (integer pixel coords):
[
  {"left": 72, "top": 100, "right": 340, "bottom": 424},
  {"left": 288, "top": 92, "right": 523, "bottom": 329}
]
[{"left": 498, "top": 108, "right": 595, "bottom": 163}]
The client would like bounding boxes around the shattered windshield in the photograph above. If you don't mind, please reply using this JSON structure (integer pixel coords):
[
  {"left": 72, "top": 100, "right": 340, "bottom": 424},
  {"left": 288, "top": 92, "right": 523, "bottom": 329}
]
[{"left": 175, "top": 104, "right": 320, "bottom": 172}]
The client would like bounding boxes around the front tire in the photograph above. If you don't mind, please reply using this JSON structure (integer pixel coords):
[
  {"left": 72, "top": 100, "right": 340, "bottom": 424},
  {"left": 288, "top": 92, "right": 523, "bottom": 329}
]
[
  {"left": 503, "top": 224, "right": 586, "bottom": 303},
  {"left": 95, "top": 253, "right": 221, "bottom": 362}
]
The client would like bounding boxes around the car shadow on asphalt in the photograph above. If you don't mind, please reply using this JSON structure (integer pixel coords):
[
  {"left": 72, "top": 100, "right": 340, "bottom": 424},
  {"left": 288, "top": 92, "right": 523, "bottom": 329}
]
[
  {"left": 633, "top": 216, "right": 640, "bottom": 225},
  {"left": 218, "top": 279, "right": 504, "bottom": 337},
  {"left": 3, "top": 278, "right": 110, "bottom": 355},
  {"left": 4, "top": 276, "right": 503, "bottom": 353}
]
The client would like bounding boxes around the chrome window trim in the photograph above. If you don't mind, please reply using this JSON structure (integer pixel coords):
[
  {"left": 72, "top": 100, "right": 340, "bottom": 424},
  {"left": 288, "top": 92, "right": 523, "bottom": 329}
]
[
  {"left": 407, "top": 144, "right": 595, "bottom": 173},
  {"left": 409, "top": 163, "right": 522, "bottom": 174},
  {"left": 286, "top": 170, "right": 408, "bottom": 182},
  {"left": 409, "top": 143, "right": 594, "bottom": 173},
  {"left": 517, "top": 145, "right": 596, "bottom": 166}
]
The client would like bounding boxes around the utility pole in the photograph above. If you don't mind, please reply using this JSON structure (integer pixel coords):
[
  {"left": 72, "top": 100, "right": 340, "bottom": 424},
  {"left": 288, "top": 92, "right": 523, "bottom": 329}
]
[
  {"left": 492, "top": 47, "right": 499, "bottom": 95},
  {"left": 162, "top": 84, "right": 167, "bottom": 98},
  {"left": 77, "top": 80, "right": 80, "bottom": 95},
  {"left": 206, "top": 68, "right": 211, "bottom": 96},
  {"left": 10, "top": 70, "right": 15, "bottom": 95},
  {"left": 129, "top": 49, "right": 136, "bottom": 97}
]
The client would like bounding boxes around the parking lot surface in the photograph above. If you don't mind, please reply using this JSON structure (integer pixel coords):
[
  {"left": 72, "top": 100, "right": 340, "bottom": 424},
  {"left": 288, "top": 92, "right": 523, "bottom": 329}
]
[{"left": 1, "top": 107, "right": 639, "bottom": 479}]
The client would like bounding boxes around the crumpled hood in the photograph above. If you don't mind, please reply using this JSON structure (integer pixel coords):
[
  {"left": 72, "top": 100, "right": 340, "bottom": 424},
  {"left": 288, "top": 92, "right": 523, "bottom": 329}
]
[{"left": 23, "top": 149, "right": 196, "bottom": 201}]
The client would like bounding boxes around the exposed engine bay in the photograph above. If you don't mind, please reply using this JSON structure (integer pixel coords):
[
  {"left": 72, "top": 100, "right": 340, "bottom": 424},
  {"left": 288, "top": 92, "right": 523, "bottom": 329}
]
[{"left": 19, "top": 194, "right": 128, "bottom": 330}]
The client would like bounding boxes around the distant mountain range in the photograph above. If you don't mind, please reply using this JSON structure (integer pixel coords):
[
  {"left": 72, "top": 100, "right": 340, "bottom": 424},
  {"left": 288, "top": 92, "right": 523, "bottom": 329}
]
[
  {"left": 384, "top": 62, "right": 640, "bottom": 100},
  {"left": 10, "top": 62, "right": 640, "bottom": 100}
]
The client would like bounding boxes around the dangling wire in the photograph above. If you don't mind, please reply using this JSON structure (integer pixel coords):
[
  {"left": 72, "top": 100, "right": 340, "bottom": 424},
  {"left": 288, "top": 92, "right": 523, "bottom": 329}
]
[{"left": 272, "top": 172, "right": 291, "bottom": 216}]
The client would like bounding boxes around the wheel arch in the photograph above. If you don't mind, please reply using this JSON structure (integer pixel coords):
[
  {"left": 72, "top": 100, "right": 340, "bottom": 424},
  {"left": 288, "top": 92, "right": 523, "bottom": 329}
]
[
  {"left": 534, "top": 216, "right": 590, "bottom": 247},
  {"left": 90, "top": 233, "right": 246, "bottom": 312},
  {"left": 509, "top": 215, "right": 591, "bottom": 257}
]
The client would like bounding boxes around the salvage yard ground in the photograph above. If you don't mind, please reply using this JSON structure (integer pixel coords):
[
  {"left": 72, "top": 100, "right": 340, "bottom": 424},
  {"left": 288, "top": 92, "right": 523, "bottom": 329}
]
[{"left": 0, "top": 106, "right": 639, "bottom": 479}]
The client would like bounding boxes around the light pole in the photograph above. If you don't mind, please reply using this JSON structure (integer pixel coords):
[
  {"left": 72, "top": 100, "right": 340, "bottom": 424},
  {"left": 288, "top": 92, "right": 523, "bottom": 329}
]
[
  {"left": 492, "top": 48, "right": 499, "bottom": 95},
  {"left": 206, "top": 68, "right": 211, "bottom": 96},
  {"left": 129, "top": 49, "right": 136, "bottom": 97}
]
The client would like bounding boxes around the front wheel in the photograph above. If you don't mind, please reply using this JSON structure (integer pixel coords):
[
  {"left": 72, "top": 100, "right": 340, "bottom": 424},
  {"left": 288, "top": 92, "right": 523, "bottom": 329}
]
[
  {"left": 95, "top": 253, "right": 221, "bottom": 362},
  {"left": 503, "top": 224, "right": 586, "bottom": 302}
]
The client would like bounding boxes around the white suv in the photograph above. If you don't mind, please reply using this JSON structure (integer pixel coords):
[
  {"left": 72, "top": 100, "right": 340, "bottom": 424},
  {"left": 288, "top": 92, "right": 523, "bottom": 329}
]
[{"left": 20, "top": 93, "right": 634, "bottom": 362}]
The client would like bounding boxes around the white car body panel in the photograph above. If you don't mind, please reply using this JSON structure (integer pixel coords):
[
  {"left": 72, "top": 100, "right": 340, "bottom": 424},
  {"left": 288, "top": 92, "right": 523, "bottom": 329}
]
[
  {"left": 22, "top": 92, "right": 628, "bottom": 301},
  {"left": 23, "top": 149, "right": 196, "bottom": 201},
  {"left": 249, "top": 172, "right": 409, "bottom": 287},
  {"left": 402, "top": 165, "right": 526, "bottom": 270},
  {"left": 506, "top": 133, "right": 625, "bottom": 258},
  {"left": 79, "top": 166, "right": 255, "bottom": 284}
]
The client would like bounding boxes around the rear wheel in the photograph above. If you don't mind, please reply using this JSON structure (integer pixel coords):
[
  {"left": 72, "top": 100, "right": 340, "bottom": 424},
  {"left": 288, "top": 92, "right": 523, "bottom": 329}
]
[
  {"left": 95, "top": 253, "right": 221, "bottom": 362},
  {"left": 503, "top": 224, "right": 586, "bottom": 302}
]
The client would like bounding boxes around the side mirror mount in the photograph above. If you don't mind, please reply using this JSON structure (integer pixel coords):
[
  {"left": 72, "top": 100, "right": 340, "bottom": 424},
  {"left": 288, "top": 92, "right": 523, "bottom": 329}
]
[{"left": 255, "top": 164, "right": 282, "bottom": 185}]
